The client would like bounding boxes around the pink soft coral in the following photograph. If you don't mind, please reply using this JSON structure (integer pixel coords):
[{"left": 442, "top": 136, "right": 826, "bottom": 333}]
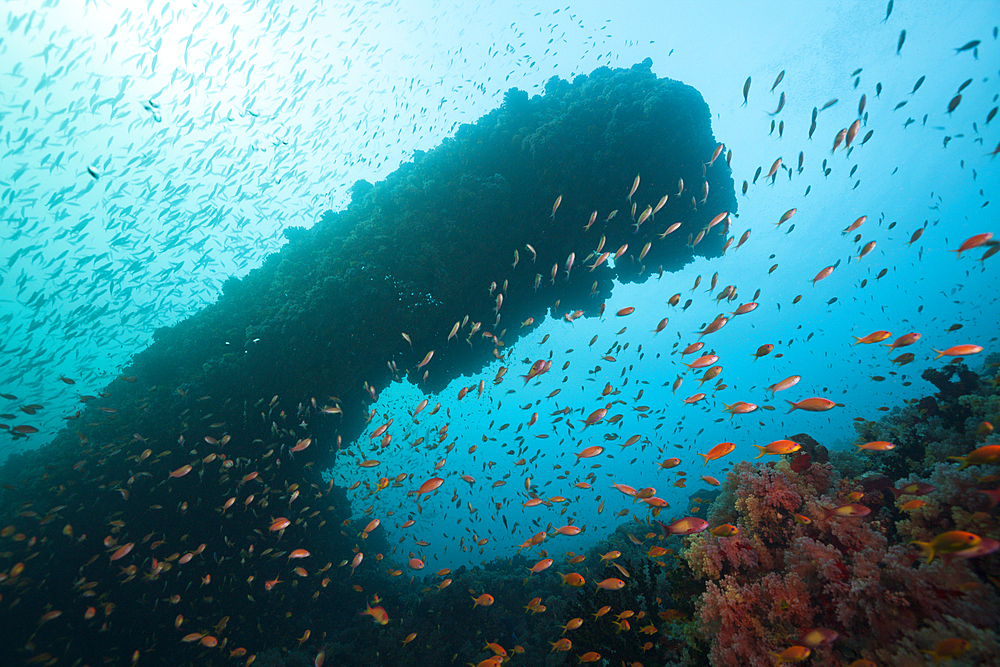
[
  {"left": 698, "top": 571, "right": 815, "bottom": 667},
  {"left": 730, "top": 461, "right": 803, "bottom": 541},
  {"left": 688, "top": 461, "right": 998, "bottom": 667},
  {"left": 682, "top": 533, "right": 772, "bottom": 580}
]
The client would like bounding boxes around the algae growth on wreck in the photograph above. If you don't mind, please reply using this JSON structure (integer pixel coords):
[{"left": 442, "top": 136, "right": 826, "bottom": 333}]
[{"left": 0, "top": 1, "right": 998, "bottom": 666}]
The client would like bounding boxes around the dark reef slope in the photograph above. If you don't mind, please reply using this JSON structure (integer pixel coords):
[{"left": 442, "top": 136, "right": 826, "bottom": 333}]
[{"left": 0, "top": 59, "right": 734, "bottom": 665}]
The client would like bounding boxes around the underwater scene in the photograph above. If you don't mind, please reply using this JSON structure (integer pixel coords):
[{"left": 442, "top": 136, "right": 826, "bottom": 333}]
[{"left": 1, "top": 0, "right": 999, "bottom": 665}]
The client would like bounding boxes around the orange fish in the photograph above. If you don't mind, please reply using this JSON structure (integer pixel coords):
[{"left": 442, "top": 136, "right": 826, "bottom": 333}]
[
  {"left": 470, "top": 659, "right": 504, "bottom": 667},
  {"left": 752, "top": 440, "right": 800, "bottom": 458},
  {"left": 695, "top": 316, "right": 727, "bottom": 337},
  {"left": 109, "top": 543, "right": 134, "bottom": 561},
  {"left": 811, "top": 266, "right": 834, "bottom": 285},
  {"left": 662, "top": 517, "right": 709, "bottom": 535},
  {"left": 593, "top": 606, "right": 611, "bottom": 619},
  {"left": 767, "top": 375, "right": 801, "bottom": 395},
  {"left": 831, "top": 128, "right": 847, "bottom": 153},
  {"left": 952, "top": 232, "right": 992, "bottom": 258},
  {"left": 775, "top": 208, "right": 796, "bottom": 227},
  {"left": 595, "top": 578, "right": 625, "bottom": 590},
  {"left": 38, "top": 610, "right": 62, "bottom": 624},
  {"left": 574, "top": 445, "right": 604, "bottom": 461},
  {"left": 581, "top": 408, "right": 608, "bottom": 428},
  {"left": 845, "top": 119, "right": 861, "bottom": 147},
  {"left": 168, "top": 464, "right": 193, "bottom": 478},
  {"left": 852, "top": 330, "right": 891, "bottom": 345},
  {"left": 854, "top": 240, "right": 876, "bottom": 262},
  {"left": 925, "top": 638, "right": 971, "bottom": 663},
  {"left": 560, "top": 573, "right": 586, "bottom": 587},
  {"left": 890, "top": 482, "right": 936, "bottom": 499},
  {"left": 820, "top": 504, "right": 870, "bottom": 519},
  {"left": 799, "top": 628, "right": 838, "bottom": 649},
  {"left": 415, "top": 477, "right": 443, "bottom": 498},
  {"left": 949, "top": 445, "right": 1000, "bottom": 469},
  {"left": 723, "top": 401, "right": 757, "bottom": 416},
  {"left": 933, "top": 344, "right": 983, "bottom": 359},
  {"left": 770, "top": 645, "right": 810, "bottom": 665},
  {"left": 842, "top": 215, "right": 867, "bottom": 235},
  {"left": 698, "top": 442, "right": 735, "bottom": 465},
  {"left": 472, "top": 593, "right": 495, "bottom": 607},
  {"left": 856, "top": 441, "right": 894, "bottom": 451},
  {"left": 699, "top": 367, "right": 723, "bottom": 386},
  {"left": 550, "top": 638, "right": 573, "bottom": 652},
  {"left": 528, "top": 558, "right": 554, "bottom": 574},
  {"left": 884, "top": 332, "right": 921, "bottom": 352},
  {"left": 786, "top": 397, "right": 836, "bottom": 413},
  {"left": 681, "top": 342, "right": 704, "bottom": 356},
  {"left": 290, "top": 438, "right": 311, "bottom": 453},
  {"left": 416, "top": 350, "right": 434, "bottom": 369},
  {"left": 361, "top": 599, "right": 389, "bottom": 625},
  {"left": 560, "top": 618, "right": 584, "bottom": 634},
  {"left": 684, "top": 354, "right": 718, "bottom": 372},
  {"left": 911, "top": 531, "right": 981, "bottom": 563}
]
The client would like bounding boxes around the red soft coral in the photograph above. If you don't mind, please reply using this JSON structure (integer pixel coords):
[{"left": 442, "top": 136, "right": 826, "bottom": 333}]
[
  {"left": 686, "top": 461, "right": 998, "bottom": 666},
  {"left": 731, "top": 461, "right": 803, "bottom": 541},
  {"left": 698, "top": 571, "right": 815, "bottom": 667},
  {"left": 682, "top": 533, "right": 772, "bottom": 580}
]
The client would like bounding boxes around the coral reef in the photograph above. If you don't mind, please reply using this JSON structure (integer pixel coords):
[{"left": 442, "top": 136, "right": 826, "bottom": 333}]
[
  {"left": 681, "top": 363, "right": 1000, "bottom": 667},
  {"left": 851, "top": 361, "right": 999, "bottom": 480}
]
